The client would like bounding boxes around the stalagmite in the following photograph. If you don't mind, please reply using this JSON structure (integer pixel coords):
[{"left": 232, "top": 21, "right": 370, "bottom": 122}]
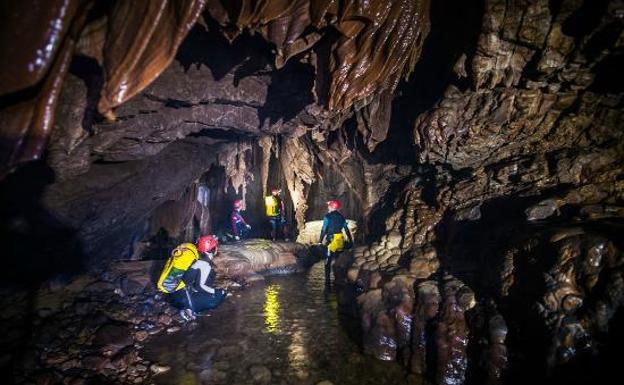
[{"left": 410, "top": 280, "right": 441, "bottom": 375}]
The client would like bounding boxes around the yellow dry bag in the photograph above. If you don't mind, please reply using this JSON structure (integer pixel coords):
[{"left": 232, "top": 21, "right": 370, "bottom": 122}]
[
  {"left": 157, "top": 243, "right": 199, "bottom": 293},
  {"left": 328, "top": 233, "right": 345, "bottom": 253},
  {"left": 265, "top": 195, "right": 279, "bottom": 217}
]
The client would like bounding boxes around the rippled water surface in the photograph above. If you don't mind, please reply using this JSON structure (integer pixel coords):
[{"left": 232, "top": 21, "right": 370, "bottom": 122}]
[{"left": 143, "top": 262, "right": 413, "bottom": 385}]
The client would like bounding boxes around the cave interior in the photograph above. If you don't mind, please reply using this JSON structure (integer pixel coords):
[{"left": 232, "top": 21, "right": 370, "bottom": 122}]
[{"left": 1, "top": 1, "right": 623, "bottom": 385}]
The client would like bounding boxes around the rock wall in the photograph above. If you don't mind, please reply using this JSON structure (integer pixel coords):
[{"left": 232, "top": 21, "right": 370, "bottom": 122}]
[
  {"left": 336, "top": 1, "right": 624, "bottom": 384},
  {"left": 0, "top": 1, "right": 623, "bottom": 384}
]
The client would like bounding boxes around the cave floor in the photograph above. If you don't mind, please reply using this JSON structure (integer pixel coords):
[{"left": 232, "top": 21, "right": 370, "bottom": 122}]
[{"left": 143, "top": 262, "right": 417, "bottom": 385}]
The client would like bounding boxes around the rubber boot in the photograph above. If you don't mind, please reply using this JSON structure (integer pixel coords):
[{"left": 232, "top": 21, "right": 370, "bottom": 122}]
[{"left": 324, "top": 252, "right": 333, "bottom": 285}]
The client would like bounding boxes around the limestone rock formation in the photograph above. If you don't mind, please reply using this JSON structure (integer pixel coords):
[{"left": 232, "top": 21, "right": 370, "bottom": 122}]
[
  {"left": 215, "top": 238, "right": 313, "bottom": 279},
  {"left": 1, "top": 1, "right": 623, "bottom": 385},
  {"left": 296, "top": 219, "right": 357, "bottom": 244}
]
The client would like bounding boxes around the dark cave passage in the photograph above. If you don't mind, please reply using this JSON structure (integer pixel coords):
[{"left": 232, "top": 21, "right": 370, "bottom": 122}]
[{"left": 1, "top": 1, "right": 623, "bottom": 385}]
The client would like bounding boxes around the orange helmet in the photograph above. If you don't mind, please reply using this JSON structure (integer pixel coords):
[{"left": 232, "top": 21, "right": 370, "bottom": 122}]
[
  {"left": 233, "top": 199, "right": 243, "bottom": 209},
  {"left": 197, "top": 235, "right": 219, "bottom": 253},
  {"left": 328, "top": 200, "right": 341, "bottom": 210}
]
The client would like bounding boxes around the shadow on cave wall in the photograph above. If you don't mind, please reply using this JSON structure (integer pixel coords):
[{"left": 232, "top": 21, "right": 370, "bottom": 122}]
[
  {"left": 258, "top": 59, "right": 315, "bottom": 125},
  {"left": 0, "top": 161, "right": 87, "bottom": 286},
  {"left": 0, "top": 161, "right": 88, "bottom": 384}
]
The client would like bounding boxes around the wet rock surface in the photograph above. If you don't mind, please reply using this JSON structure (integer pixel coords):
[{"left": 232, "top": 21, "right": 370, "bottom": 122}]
[
  {"left": 215, "top": 238, "right": 316, "bottom": 279},
  {"left": 0, "top": 0, "right": 432, "bottom": 175},
  {"left": 496, "top": 223, "right": 624, "bottom": 380},
  {"left": 0, "top": 242, "right": 320, "bottom": 385},
  {"left": 296, "top": 220, "right": 358, "bottom": 245},
  {"left": 0, "top": 273, "right": 180, "bottom": 385},
  {"left": 0, "top": 1, "right": 623, "bottom": 385}
]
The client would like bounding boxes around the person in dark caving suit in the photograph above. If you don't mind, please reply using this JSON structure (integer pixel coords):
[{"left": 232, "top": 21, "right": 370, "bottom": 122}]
[
  {"left": 230, "top": 199, "right": 251, "bottom": 241},
  {"left": 319, "top": 200, "right": 353, "bottom": 284}
]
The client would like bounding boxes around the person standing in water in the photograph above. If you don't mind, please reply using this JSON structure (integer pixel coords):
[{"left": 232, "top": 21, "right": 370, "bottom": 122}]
[{"left": 319, "top": 200, "right": 353, "bottom": 284}]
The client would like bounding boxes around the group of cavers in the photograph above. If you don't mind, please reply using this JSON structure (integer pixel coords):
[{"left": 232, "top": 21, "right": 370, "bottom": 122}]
[{"left": 157, "top": 188, "right": 353, "bottom": 321}]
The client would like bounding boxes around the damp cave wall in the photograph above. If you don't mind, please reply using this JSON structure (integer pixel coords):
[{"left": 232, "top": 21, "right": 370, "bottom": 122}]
[
  {"left": 0, "top": 1, "right": 624, "bottom": 384},
  {"left": 0, "top": 0, "right": 622, "bottom": 274}
]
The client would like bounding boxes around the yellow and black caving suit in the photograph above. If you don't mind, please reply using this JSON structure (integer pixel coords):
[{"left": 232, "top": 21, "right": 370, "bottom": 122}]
[
  {"left": 265, "top": 194, "right": 287, "bottom": 240},
  {"left": 319, "top": 211, "right": 353, "bottom": 283}
]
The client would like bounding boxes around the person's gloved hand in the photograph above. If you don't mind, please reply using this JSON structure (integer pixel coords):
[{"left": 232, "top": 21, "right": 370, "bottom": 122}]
[
  {"left": 234, "top": 235, "right": 240, "bottom": 241},
  {"left": 246, "top": 224, "right": 251, "bottom": 229}
]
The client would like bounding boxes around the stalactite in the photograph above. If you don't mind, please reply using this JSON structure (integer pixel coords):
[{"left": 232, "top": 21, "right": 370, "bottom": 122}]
[
  {"left": 196, "top": 182, "right": 212, "bottom": 235},
  {"left": 486, "top": 312, "right": 508, "bottom": 385},
  {"left": 279, "top": 135, "right": 315, "bottom": 232},
  {"left": 259, "top": 136, "right": 273, "bottom": 198},
  {"left": 0, "top": 2, "right": 88, "bottom": 177},
  {"left": 206, "top": 0, "right": 431, "bottom": 111},
  {"left": 217, "top": 141, "right": 253, "bottom": 201},
  {"left": 1, "top": 0, "right": 432, "bottom": 176},
  {"left": 97, "top": 0, "right": 208, "bottom": 117},
  {"left": 354, "top": 91, "right": 393, "bottom": 152}
]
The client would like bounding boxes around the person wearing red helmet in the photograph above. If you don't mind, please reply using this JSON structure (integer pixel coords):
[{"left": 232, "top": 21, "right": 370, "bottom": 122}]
[
  {"left": 230, "top": 199, "right": 251, "bottom": 241},
  {"left": 265, "top": 187, "right": 289, "bottom": 241},
  {"left": 319, "top": 199, "right": 353, "bottom": 284},
  {"left": 171, "top": 235, "right": 227, "bottom": 320}
]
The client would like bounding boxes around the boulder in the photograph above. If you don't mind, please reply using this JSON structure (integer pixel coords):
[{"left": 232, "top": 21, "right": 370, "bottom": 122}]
[
  {"left": 214, "top": 239, "right": 313, "bottom": 279},
  {"left": 296, "top": 220, "right": 358, "bottom": 244}
]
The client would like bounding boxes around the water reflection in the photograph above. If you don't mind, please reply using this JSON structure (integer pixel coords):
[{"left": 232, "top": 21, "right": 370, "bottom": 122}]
[
  {"left": 288, "top": 325, "right": 309, "bottom": 377},
  {"left": 264, "top": 284, "right": 281, "bottom": 333},
  {"left": 143, "top": 262, "right": 413, "bottom": 384},
  {"left": 179, "top": 372, "right": 198, "bottom": 385}
]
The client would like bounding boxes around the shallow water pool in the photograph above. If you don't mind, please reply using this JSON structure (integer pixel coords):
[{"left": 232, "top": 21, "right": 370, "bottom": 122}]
[{"left": 143, "top": 262, "right": 415, "bottom": 385}]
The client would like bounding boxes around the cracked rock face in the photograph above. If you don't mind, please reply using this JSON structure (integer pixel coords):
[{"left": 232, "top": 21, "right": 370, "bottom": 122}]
[{"left": 1, "top": 1, "right": 624, "bottom": 385}]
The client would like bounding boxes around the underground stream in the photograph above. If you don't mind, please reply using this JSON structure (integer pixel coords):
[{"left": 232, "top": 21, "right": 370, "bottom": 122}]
[{"left": 142, "top": 261, "right": 410, "bottom": 385}]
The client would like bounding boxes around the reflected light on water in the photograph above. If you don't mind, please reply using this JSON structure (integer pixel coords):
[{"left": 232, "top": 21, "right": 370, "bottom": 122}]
[
  {"left": 288, "top": 325, "right": 309, "bottom": 377},
  {"left": 264, "top": 284, "right": 281, "bottom": 333},
  {"left": 179, "top": 371, "right": 198, "bottom": 385}
]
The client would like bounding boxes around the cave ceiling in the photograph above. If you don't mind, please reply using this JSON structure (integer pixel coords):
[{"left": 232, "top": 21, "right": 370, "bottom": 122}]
[{"left": 0, "top": 0, "right": 431, "bottom": 176}]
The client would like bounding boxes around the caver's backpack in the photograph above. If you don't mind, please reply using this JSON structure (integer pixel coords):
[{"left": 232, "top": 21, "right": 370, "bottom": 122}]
[
  {"left": 157, "top": 243, "right": 199, "bottom": 293},
  {"left": 264, "top": 195, "right": 279, "bottom": 217}
]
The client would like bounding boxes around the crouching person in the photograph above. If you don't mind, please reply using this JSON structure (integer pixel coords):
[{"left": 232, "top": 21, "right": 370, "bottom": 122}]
[{"left": 157, "top": 235, "right": 227, "bottom": 321}]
